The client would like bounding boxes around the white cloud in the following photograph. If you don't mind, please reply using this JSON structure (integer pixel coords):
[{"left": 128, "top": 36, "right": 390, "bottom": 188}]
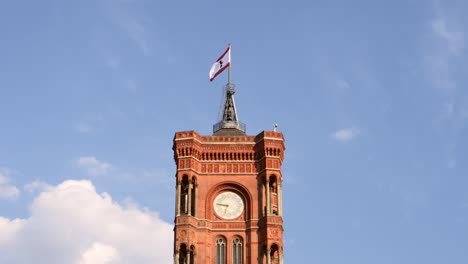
[
  {"left": 102, "top": 0, "right": 154, "bottom": 56},
  {"left": 424, "top": 9, "right": 465, "bottom": 92},
  {"left": 0, "top": 184, "right": 20, "bottom": 199},
  {"left": 75, "top": 121, "right": 93, "bottom": 134},
  {"left": 447, "top": 158, "right": 456, "bottom": 169},
  {"left": 121, "top": 19, "right": 150, "bottom": 55},
  {"left": 76, "top": 156, "right": 113, "bottom": 176},
  {"left": 0, "top": 217, "right": 24, "bottom": 244},
  {"left": 78, "top": 242, "right": 120, "bottom": 264},
  {"left": 0, "top": 169, "right": 20, "bottom": 200},
  {"left": 24, "top": 179, "right": 53, "bottom": 193},
  {"left": 0, "top": 180, "right": 173, "bottom": 264},
  {"left": 107, "top": 56, "right": 121, "bottom": 71},
  {"left": 331, "top": 128, "right": 360, "bottom": 142},
  {"left": 74, "top": 114, "right": 105, "bottom": 134},
  {"left": 432, "top": 17, "right": 464, "bottom": 56}
]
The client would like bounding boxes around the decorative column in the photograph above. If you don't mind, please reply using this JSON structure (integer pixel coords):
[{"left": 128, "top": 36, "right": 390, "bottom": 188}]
[
  {"left": 193, "top": 184, "right": 197, "bottom": 217},
  {"left": 176, "top": 181, "right": 181, "bottom": 216},
  {"left": 277, "top": 181, "right": 283, "bottom": 216},
  {"left": 186, "top": 250, "right": 191, "bottom": 264},
  {"left": 279, "top": 250, "right": 284, "bottom": 264},
  {"left": 265, "top": 178, "right": 271, "bottom": 216},
  {"left": 187, "top": 180, "right": 192, "bottom": 215}
]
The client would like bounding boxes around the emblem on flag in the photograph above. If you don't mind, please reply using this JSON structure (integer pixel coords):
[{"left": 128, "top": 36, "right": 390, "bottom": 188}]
[{"left": 209, "top": 45, "right": 231, "bottom": 81}]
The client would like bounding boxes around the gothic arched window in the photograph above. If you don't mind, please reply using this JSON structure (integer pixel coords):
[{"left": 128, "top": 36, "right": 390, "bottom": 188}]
[
  {"left": 191, "top": 177, "right": 197, "bottom": 216},
  {"left": 270, "top": 175, "right": 279, "bottom": 215},
  {"left": 190, "top": 245, "right": 195, "bottom": 264},
  {"left": 232, "top": 236, "right": 243, "bottom": 264},
  {"left": 215, "top": 237, "right": 226, "bottom": 264},
  {"left": 270, "top": 244, "right": 280, "bottom": 264},
  {"left": 179, "top": 243, "right": 187, "bottom": 264},
  {"left": 180, "top": 176, "right": 189, "bottom": 215}
]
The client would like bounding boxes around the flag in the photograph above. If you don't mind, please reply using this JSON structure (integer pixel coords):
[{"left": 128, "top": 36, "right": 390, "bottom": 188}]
[{"left": 209, "top": 45, "right": 231, "bottom": 81}]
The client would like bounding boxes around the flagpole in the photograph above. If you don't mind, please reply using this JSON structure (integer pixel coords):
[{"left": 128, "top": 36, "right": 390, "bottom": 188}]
[{"left": 228, "top": 43, "right": 231, "bottom": 86}]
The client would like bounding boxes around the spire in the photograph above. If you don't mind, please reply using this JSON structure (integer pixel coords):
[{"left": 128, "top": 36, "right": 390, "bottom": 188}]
[{"left": 213, "top": 83, "right": 246, "bottom": 136}]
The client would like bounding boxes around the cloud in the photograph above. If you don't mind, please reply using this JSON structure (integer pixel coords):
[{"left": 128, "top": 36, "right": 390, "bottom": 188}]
[
  {"left": 76, "top": 156, "right": 113, "bottom": 176},
  {"left": 331, "top": 128, "right": 360, "bottom": 142},
  {"left": 0, "top": 169, "right": 20, "bottom": 200},
  {"left": 447, "top": 158, "right": 456, "bottom": 169},
  {"left": 431, "top": 17, "right": 464, "bottom": 56},
  {"left": 106, "top": 56, "right": 121, "bottom": 71},
  {"left": 104, "top": 1, "right": 152, "bottom": 56},
  {"left": 78, "top": 242, "right": 119, "bottom": 264},
  {"left": 0, "top": 180, "right": 173, "bottom": 264},
  {"left": 0, "top": 182, "right": 20, "bottom": 200},
  {"left": 424, "top": 7, "right": 465, "bottom": 93},
  {"left": 425, "top": 5, "right": 468, "bottom": 169},
  {"left": 120, "top": 19, "right": 150, "bottom": 55},
  {"left": 74, "top": 114, "right": 105, "bottom": 134},
  {"left": 0, "top": 217, "right": 24, "bottom": 244},
  {"left": 24, "top": 179, "right": 53, "bottom": 193},
  {"left": 74, "top": 122, "right": 93, "bottom": 134}
]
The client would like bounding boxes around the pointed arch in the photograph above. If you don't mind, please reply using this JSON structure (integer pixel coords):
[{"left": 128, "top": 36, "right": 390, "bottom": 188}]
[
  {"left": 190, "top": 245, "right": 195, "bottom": 264},
  {"left": 269, "top": 174, "right": 279, "bottom": 215},
  {"left": 270, "top": 244, "right": 280, "bottom": 264},
  {"left": 178, "top": 243, "right": 188, "bottom": 264},
  {"left": 191, "top": 176, "right": 197, "bottom": 216},
  {"left": 180, "top": 175, "right": 189, "bottom": 215},
  {"left": 215, "top": 236, "right": 227, "bottom": 264},
  {"left": 232, "top": 236, "right": 243, "bottom": 264}
]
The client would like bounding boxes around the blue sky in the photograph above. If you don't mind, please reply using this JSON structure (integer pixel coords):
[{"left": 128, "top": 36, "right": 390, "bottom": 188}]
[{"left": 1, "top": 0, "right": 468, "bottom": 263}]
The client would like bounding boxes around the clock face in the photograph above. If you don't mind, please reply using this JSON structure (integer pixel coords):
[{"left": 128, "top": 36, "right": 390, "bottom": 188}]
[{"left": 213, "top": 191, "right": 244, "bottom": 219}]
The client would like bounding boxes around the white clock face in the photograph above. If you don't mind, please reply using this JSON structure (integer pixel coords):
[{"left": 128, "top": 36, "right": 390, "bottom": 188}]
[{"left": 213, "top": 191, "right": 244, "bottom": 219}]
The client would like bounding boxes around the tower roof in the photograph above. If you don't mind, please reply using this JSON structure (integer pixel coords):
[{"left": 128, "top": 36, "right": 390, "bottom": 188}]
[{"left": 213, "top": 83, "right": 246, "bottom": 136}]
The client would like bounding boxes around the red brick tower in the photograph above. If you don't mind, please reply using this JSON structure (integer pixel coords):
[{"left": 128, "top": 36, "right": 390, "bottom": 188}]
[{"left": 173, "top": 84, "right": 285, "bottom": 264}]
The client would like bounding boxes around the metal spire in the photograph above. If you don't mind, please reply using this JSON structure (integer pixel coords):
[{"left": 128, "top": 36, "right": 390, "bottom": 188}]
[
  {"left": 213, "top": 83, "right": 246, "bottom": 136},
  {"left": 212, "top": 44, "right": 245, "bottom": 136}
]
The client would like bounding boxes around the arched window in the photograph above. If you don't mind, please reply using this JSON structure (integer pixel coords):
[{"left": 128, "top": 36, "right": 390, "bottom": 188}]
[
  {"left": 232, "top": 237, "right": 243, "bottom": 264},
  {"left": 191, "top": 177, "right": 197, "bottom": 216},
  {"left": 190, "top": 245, "right": 195, "bottom": 264},
  {"left": 269, "top": 175, "right": 278, "bottom": 215},
  {"left": 179, "top": 244, "right": 188, "bottom": 264},
  {"left": 215, "top": 237, "right": 226, "bottom": 264},
  {"left": 180, "top": 176, "right": 189, "bottom": 215},
  {"left": 270, "top": 244, "right": 280, "bottom": 264}
]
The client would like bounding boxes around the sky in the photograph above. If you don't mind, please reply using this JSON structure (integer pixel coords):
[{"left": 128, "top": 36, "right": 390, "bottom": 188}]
[{"left": 0, "top": 0, "right": 468, "bottom": 263}]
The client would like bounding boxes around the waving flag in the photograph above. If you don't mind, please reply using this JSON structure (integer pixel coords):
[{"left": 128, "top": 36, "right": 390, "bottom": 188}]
[{"left": 209, "top": 45, "right": 231, "bottom": 81}]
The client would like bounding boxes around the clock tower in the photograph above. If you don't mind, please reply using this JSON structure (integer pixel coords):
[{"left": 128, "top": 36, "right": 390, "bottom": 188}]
[{"left": 173, "top": 84, "right": 285, "bottom": 264}]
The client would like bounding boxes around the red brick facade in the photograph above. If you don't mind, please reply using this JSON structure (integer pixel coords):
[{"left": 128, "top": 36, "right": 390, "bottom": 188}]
[{"left": 173, "top": 130, "right": 285, "bottom": 264}]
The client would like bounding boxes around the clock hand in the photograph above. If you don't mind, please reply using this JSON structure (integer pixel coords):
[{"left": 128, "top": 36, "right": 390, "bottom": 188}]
[{"left": 216, "top": 203, "right": 228, "bottom": 207}]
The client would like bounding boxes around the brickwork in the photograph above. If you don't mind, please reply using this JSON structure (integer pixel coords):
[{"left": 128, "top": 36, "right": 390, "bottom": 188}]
[{"left": 173, "top": 130, "right": 285, "bottom": 264}]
